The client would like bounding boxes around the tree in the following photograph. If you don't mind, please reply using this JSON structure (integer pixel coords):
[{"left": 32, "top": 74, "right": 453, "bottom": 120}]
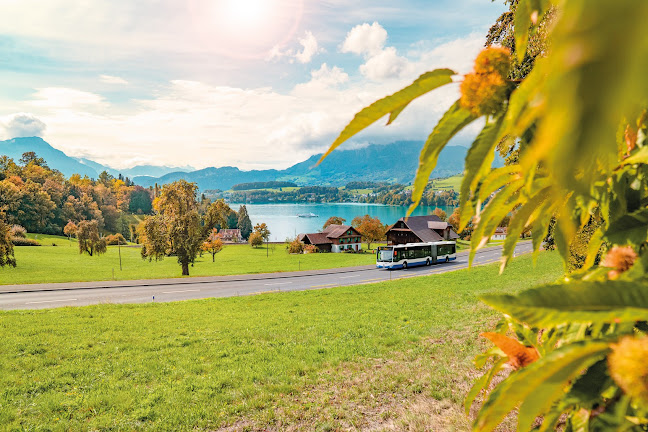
[
  {"left": 76, "top": 220, "right": 107, "bottom": 257},
  {"left": 128, "top": 187, "right": 152, "bottom": 214},
  {"left": 432, "top": 207, "right": 447, "bottom": 221},
  {"left": 323, "top": 216, "right": 346, "bottom": 229},
  {"left": 248, "top": 231, "right": 263, "bottom": 248},
  {"left": 201, "top": 228, "right": 224, "bottom": 262},
  {"left": 63, "top": 221, "right": 77, "bottom": 240},
  {"left": 253, "top": 223, "right": 270, "bottom": 241},
  {"left": 351, "top": 215, "right": 386, "bottom": 250},
  {"left": 237, "top": 205, "right": 253, "bottom": 239},
  {"left": 139, "top": 180, "right": 202, "bottom": 276},
  {"left": 321, "top": 0, "right": 648, "bottom": 429},
  {"left": 19, "top": 152, "right": 48, "bottom": 168},
  {"left": 0, "top": 216, "right": 16, "bottom": 268},
  {"left": 447, "top": 208, "right": 460, "bottom": 233},
  {"left": 203, "top": 199, "right": 231, "bottom": 235}
]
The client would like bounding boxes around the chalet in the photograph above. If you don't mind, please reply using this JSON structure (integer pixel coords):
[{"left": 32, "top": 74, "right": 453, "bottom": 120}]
[
  {"left": 298, "top": 224, "right": 362, "bottom": 253},
  {"left": 386, "top": 215, "right": 459, "bottom": 245},
  {"left": 219, "top": 229, "right": 243, "bottom": 243},
  {"left": 492, "top": 227, "right": 507, "bottom": 240}
]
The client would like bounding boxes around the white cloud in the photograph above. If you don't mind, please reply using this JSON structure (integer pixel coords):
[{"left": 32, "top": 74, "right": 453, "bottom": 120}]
[
  {"left": 341, "top": 22, "right": 387, "bottom": 56},
  {"left": 267, "top": 30, "right": 323, "bottom": 64},
  {"left": 359, "top": 46, "right": 410, "bottom": 81},
  {"left": 3, "top": 113, "right": 47, "bottom": 138},
  {"left": 292, "top": 63, "right": 349, "bottom": 96},
  {"left": 295, "top": 31, "right": 323, "bottom": 63},
  {"left": 99, "top": 75, "right": 128, "bottom": 84},
  {"left": 29, "top": 88, "right": 106, "bottom": 109}
]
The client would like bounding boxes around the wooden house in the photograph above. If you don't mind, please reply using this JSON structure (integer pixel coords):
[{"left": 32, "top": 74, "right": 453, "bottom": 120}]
[
  {"left": 386, "top": 215, "right": 459, "bottom": 245},
  {"left": 298, "top": 224, "right": 362, "bottom": 253}
]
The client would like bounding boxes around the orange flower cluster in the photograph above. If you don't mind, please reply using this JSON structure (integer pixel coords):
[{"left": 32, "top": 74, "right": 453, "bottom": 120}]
[
  {"left": 602, "top": 245, "right": 637, "bottom": 279},
  {"left": 481, "top": 332, "right": 539, "bottom": 370},
  {"left": 460, "top": 47, "right": 511, "bottom": 116},
  {"left": 608, "top": 336, "right": 648, "bottom": 405}
]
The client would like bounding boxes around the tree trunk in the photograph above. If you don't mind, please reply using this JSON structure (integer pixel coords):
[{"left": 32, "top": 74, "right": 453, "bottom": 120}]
[
  {"left": 182, "top": 260, "right": 189, "bottom": 276},
  {"left": 212, "top": 253, "right": 215, "bottom": 262}
]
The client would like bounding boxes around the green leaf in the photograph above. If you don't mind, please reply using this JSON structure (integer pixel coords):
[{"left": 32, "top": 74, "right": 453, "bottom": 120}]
[
  {"left": 474, "top": 340, "right": 609, "bottom": 432},
  {"left": 583, "top": 226, "right": 604, "bottom": 269},
  {"left": 621, "top": 145, "right": 648, "bottom": 166},
  {"left": 408, "top": 101, "right": 477, "bottom": 213},
  {"left": 514, "top": 0, "right": 532, "bottom": 63},
  {"left": 465, "top": 357, "right": 508, "bottom": 416},
  {"left": 500, "top": 186, "right": 552, "bottom": 271},
  {"left": 481, "top": 280, "right": 648, "bottom": 327},
  {"left": 604, "top": 208, "right": 648, "bottom": 246},
  {"left": 317, "top": 69, "right": 456, "bottom": 165},
  {"left": 477, "top": 165, "right": 522, "bottom": 203},
  {"left": 459, "top": 116, "right": 505, "bottom": 231}
]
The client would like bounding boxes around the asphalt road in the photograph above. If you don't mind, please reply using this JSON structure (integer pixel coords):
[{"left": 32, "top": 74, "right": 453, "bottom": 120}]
[{"left": 0, "top": 242, "right": 534, "bottom": 310}]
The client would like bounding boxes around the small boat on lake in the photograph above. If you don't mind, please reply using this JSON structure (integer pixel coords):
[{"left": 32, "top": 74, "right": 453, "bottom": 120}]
[{"left": 297, "top": 212, "right": 319, "bottom": 218}]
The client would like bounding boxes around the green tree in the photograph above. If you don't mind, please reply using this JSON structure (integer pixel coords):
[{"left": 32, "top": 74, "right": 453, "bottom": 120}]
[
  {"left": 0, "top": 215, "right": 16, "bottom": 268},
  {"left": 140, "top": 180, "right": 203, "bottom": 276},
  {"left": 203, "top": 199, "right": 231, "bottom": 235},
  {"left": 322, "top": 1, "right": 648, "bottom": 428},
  {"left": 323, "top": 216, "right": 346, "bottom": 229},
  {"left": 129, "top": 187, "right": 153, "bottom": 214},
  {"left": 76, "top": 220, "right": 107, "bottom": 257},
  {"left": 237, "top": 205, "right": 253, "bottom": 239},
  {"left": 19, "top": 152, "right": 48, "bottom": 168}
]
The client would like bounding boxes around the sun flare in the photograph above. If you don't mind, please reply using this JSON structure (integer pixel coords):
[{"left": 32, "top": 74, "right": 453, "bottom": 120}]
[{"left": 220, "top": 0, "right": 271, "bottom": 30}]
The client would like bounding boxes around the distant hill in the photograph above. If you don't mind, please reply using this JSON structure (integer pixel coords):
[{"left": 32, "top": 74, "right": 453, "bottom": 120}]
[
  {"left": 0, "top": 137, "right": 100, "bottom": 178},
  {"left": 0, "top": 136, "right": 502, "bottom": 190},
  {"left": 136, "top": 141, "right": 482, "bottom": 190},
  {"left": 0, "top": 137, "right": 193, "bottom": 179}
]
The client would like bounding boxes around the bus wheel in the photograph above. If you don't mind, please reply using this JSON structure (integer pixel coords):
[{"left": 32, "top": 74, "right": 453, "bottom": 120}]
[
  {"left": 403, "top": 262, "right": 408, "bottom": 269},
  {"left": 446, "top": 256, "right": 449, "bottom": 262},
  {"left": 426, "top": 259, "right": 430, "bottom": 266}
]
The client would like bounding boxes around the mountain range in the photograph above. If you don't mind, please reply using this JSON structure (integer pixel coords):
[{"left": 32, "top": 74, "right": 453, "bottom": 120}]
[
  {"left": 0, "top": 137, "right": 500, "bottom": 190},
  {"left": 0, "top": 137, "right": 193, "bottom": 179}
]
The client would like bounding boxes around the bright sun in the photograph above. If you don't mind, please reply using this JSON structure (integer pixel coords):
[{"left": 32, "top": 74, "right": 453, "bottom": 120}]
[
  {"left": 220, "top": 0, "right": 271, "bottom": 30},
  {"left": 189, "top": 0, "right": 303, "bottom": 59}
]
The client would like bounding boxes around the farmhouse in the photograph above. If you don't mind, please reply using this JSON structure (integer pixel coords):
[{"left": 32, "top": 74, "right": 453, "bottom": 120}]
[
  {"left": 492, "top": 227, "right": 507, "bottom": 240},
  {"left": 219, "top": 229, "right": 243, "bottom": 243},
  {"left": 298, "top": 224, "right": 362, "bottom": 253},
  {"left": 386, "top": 215, "right": 459, "bottom": 245}
]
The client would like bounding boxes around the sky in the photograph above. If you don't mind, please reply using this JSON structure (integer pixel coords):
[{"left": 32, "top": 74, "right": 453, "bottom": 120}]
[{"left": 0, "top": 0, "right": 507, "bottom": 170}]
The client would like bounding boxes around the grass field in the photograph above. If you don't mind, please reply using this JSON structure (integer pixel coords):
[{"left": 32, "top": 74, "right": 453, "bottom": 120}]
[
  {"left": 429, "top": 175, "right": 463, "bottom": 192},
  {"left": 0, "top": 252, "right": 562, "bottom": 430},
  {"left": 1, "top": 235, "right": 380, "bottom": 285}
]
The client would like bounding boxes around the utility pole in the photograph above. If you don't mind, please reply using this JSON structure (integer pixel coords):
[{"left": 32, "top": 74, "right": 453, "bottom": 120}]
[{"left": 118, "top": 238, "right": 123, "bottom": 271}]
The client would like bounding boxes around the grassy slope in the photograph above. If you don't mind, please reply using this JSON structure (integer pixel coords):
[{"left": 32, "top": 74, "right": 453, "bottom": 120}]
[
  {"left": 429, "top": 175, "right": 463, "bottom": 191},
  {"left": 0, "top": 252, "right": 562, "bottom": 430},
  {"left": 2, "top": 236, "right": 378, "bottom": 285}
]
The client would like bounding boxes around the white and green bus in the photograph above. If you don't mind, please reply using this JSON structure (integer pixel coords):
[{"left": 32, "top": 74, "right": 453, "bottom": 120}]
[{"left": 376, "top": 241, "right": 457, "bottom": 269}]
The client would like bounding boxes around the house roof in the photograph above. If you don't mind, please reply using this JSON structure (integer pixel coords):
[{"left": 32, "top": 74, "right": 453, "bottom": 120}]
[
  {"left": 321, "top": 224, "right": 360, "bottom": 239},
  {"left": 300, "top": 232, "right": 333, "bottom": 245},
  {"left": 428, "top": 221, "right": 448, "bottom": 230},
  {"left": 494, "top": 227, "right": 507, "bottom": 234},
  {"left": 220, "top": 229, "right": 241, "bottom": 235},
  {"left": 388, "top": 214, "right": 461, "bottom": 242}
]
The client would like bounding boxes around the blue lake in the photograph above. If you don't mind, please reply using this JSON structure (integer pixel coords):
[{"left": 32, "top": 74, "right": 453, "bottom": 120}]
[{"left": 230, "top": 203, "right": 453, "bottom": 242}]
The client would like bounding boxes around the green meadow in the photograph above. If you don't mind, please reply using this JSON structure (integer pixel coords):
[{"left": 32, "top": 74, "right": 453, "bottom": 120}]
[
  {"left": 1, "top": 235, "right": 380, "bottom": 285},
  {"left": 0, "top": 252, "right": 562, "bottom": 430}
]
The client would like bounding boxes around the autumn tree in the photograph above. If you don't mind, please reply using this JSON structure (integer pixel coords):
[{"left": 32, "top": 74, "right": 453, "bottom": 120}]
[
  {"left": 76, "top": 220, "right": 107, "bottom": 257},
  {"left": 237, "top": 205, "right": 253, "bottom": 239},
  {"left": 63, "top": 221, "right": 77, "bottom": 242},
  {"left": 248, "top": 231, "right": 263, "bottom": 248},
  {"left": 323, "top": 216, "right": 346, "bottom": 229},
  {"left": 0, "top": 216, "right": 16, "bottom": 268},
  {"left": 201, "top": 229, "right": 224, "bottom": 262},
  {"left": 432, "top": 207, "right": 447, "bottom": 221},
  {"left": 447, "top": 208, "right": 460, "bottom": 232},
  {"left": 253, "top": 223, "right": 270, "bottom": 242},
  {"left": 140, "top": 180, "right": 203, "bottom": 276},
  {"left": 351, "top": 215, "right": 386, "bottom": 250}
]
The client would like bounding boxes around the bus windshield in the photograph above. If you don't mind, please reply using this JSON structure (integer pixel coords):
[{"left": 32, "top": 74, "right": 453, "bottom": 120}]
[{"left": 377, "top": 247, "right": 393, "bottom": 262}]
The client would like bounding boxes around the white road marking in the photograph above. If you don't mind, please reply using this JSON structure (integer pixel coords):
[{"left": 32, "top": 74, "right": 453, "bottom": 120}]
[
  {"left": 162, "top": 289, "right": 200, "bottom": 294},
  {"left": 26, "top": 299, "right": 78, "bottom": 304},
  {"left": 264, "top": 282, "right": 292, "bottom": 286},
  {"left": 339, "top": 275, "right": 361, "bottom": 279}
]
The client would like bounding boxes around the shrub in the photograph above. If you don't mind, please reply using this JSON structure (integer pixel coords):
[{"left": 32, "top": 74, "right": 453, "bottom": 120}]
[
  {"left": 249, "top": 231, "right": 263, "bottom": 248},
  {"left": 11, "top": 237, "right": 40, "bottom": 246},
  {"left": 105, "top": 233, "right": 127, "bottom": 245},
  {"left": 303, "top": 244, "right": 318, "bottom": 254},
  {"left": 286, "top": 238, "right": 304, "bottom": 254},
  {"left": 10, "top": 225, "right": 26, "bottom": 238}
]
